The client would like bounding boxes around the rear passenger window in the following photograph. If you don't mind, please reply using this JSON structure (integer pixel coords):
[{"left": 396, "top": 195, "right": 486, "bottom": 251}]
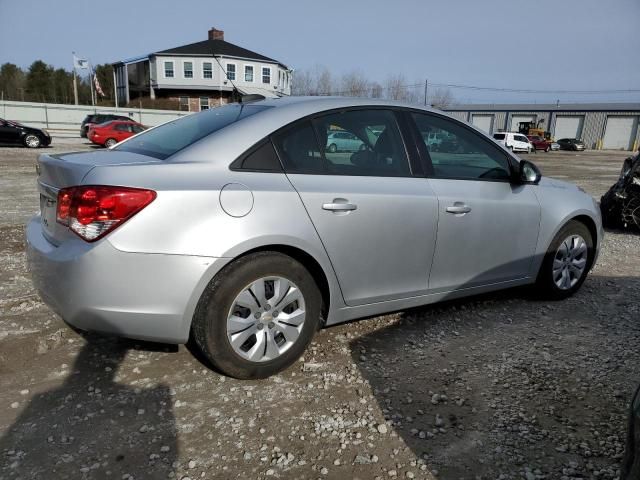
[
  {"left": 272, "top": 109, "right": 411, "bottom": 177},
  {"left": 412, "top": 113, "right": 511, "bottom": 181}
]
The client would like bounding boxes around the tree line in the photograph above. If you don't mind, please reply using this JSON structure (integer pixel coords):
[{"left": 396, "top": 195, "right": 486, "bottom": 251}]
[
  {"left": 0, "top": 61, "right": 115, "bottom": 105},
  {"left": 292, "top": 65, "right": 455, "bottom": 109}
]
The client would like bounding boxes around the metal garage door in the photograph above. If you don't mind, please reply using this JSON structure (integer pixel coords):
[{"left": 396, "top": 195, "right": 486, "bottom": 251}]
[
  {"left": 602, "top": 116, "right": 637, "bottom": 150},
  {"left": 510, "top": 115, "right": 536, "bottom": 132},
  {"left": 554, "top": 116, "right": 584, "bottom": 140},
  {"left": 471, "top": 114, "right": 493, "bottom": 133}
]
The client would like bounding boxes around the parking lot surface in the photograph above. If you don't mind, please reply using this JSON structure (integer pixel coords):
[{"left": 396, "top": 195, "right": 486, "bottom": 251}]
[{"left": 1, "top": 141, "right": 639, "bottom": 480}]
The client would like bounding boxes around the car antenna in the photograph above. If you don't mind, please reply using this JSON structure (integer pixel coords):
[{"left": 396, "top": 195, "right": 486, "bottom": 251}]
[{"left": 212, "top": 53, "right": 264, "bottom": 104}]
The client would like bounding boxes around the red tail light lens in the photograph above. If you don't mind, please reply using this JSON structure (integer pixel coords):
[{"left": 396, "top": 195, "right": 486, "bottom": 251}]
[{"left": 56, "top": 186, "right": 156, "bottom": 241}]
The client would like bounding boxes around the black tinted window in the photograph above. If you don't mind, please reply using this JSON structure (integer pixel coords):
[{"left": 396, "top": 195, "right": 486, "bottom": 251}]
[
  {"left": 114, "top": 104, "right": 271, "bottom": 160},
  {"left": 233, "top": 141, "right": 283, "bottom": 172},
  {"left": 413, "top": 113, "right": 511, "bottom": 180}
]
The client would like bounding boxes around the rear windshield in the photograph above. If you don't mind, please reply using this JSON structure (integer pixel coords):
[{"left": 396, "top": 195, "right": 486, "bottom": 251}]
[
  {"left": 114, "top": 104, "right": 271, "bottom": 160},
  {"left": 493, "top": 133, "right": 505, "bottom": 140}
]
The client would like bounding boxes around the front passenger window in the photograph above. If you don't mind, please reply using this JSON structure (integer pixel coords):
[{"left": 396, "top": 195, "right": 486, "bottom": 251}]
[{"left": 412, "top": 113, "right": 511, "bottom": 181}]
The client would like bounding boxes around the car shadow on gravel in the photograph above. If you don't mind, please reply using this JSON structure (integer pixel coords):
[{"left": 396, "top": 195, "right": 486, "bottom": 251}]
[
  {"left": 350, "top": 275, "right": 640, "bottom": 479},
  {"left": 0, "top": 336, "right": 179, "bottom": 478}
]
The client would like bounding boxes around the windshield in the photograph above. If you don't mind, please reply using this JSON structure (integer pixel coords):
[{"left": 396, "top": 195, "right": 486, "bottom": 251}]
[{"left": 114, "top": 104, "right": 272, "bottom": 160}]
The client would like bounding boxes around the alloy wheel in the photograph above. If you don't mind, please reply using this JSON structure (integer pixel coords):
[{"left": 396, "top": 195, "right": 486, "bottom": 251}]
[
  {"left": 25, "top": 135, "right": 40, "bottom": 148},
  {"left": 226, "top": 276, "right": 306, "bottom": 362}
]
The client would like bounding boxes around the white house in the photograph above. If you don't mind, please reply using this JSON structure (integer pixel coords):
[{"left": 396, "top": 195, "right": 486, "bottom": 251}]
[{"left": 113, "top": 28, "right": 292, "bottom": 111}]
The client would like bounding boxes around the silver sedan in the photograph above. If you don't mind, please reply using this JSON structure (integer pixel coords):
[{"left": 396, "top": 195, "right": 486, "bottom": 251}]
[{"left": 26, "top": 97, "right": 603, "bottom": 379}]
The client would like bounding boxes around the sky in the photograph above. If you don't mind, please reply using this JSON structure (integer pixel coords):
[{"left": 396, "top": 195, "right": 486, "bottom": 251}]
[{"left": 1, "top": 0, "right": 639, "bottom": 104}]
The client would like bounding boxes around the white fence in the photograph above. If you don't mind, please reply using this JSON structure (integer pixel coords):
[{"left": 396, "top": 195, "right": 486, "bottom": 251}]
[{"left": 0, "top": 100, "right": 190, "bottom": 137}]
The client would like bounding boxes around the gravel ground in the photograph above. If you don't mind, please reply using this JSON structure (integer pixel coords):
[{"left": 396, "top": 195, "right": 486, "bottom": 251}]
[{"left": 0, "top": 141, "right": 638, "bottom": 480}]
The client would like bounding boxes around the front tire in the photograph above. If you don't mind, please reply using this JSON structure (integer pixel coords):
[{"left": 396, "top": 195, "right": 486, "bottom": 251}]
[
  {"left": 327, "top": 143, "right": 337, "bottom": 153},
  {"left": 192, "top": 252, "right": 322, "bottom": 379},
  {"left": 535, "top": 220, "right": 593, "bottom": 300},
  {"left": 24, "top": 134, "right": 41, "bottom": 148}
]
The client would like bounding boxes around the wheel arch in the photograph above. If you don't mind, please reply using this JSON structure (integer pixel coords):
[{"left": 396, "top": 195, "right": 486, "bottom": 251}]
[{"left": 233, "top": 244, "right": 332, "bottom": 324}]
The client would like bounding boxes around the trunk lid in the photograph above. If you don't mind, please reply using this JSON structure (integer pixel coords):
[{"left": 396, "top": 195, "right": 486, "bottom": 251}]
[{"left": 36, "top": 150, "right": 159, "bottom": 244}]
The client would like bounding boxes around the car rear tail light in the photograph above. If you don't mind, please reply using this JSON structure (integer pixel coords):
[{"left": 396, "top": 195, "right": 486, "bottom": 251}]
[{"left": 56, "top": 186, "right": 156, "bottom": 241}]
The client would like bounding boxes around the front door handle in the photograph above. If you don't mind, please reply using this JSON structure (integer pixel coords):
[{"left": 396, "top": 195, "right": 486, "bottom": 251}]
[
  {"left": 446, "top": 204, "right": 472, "bottom": 214},
  {"left": 322, "top": 201, "right": 357, "bottom": 212}
]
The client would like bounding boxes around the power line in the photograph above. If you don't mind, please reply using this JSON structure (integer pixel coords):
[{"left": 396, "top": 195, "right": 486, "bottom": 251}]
[{"left": 314, "top": 81, "right": 640, "bottom": 97}]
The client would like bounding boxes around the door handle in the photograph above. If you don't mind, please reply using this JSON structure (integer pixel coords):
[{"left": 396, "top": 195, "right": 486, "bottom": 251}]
[
  {"left": 322, "top": 202, "right": 357, "bottom": 212},
  {"left": 446, "top": 204, "right": 472, "bottom": 214}
]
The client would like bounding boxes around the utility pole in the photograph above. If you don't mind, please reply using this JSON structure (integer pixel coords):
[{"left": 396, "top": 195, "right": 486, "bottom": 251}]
[
  {"left": 113, "top": 68, "right": 118, "bottom": 108},
  {"left": 424, "top": 79, "right": 428, "bottom": 106}
]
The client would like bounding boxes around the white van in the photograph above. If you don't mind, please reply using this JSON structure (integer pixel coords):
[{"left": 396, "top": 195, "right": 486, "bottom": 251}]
[{"left": 493, "top": 132, "right": 532, "bottom": 153}]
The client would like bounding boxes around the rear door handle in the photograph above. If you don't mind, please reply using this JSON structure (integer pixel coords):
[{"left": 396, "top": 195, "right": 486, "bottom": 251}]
[
  {"left": 446, "top": 204, "right": 472, "bottom": 214},
  {"left": 322, "top": 202, "right": 357, "bottom": 212}
]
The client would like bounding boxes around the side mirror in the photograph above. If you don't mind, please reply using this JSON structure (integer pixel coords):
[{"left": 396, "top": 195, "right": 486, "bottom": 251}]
[{"left": 518, "top": 159, "right": 542, "bottom": 184}]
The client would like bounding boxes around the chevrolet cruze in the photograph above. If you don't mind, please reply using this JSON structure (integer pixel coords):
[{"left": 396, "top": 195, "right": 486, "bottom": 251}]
[{"left": 26, "top": 97, "right": 603, "bottom": 379}]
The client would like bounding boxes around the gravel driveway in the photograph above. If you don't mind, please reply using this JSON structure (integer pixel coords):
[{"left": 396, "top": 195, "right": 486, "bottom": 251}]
[{"left": 0, "top": 141, "right": 638, "bottom": 480}]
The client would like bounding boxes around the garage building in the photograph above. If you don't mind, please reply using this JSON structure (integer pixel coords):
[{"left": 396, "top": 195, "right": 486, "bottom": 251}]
[{"left": 444, "top": 103, "right": 640, "bottom": 151}]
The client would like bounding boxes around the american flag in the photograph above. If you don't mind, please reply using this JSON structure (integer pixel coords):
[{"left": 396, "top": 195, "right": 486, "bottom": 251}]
[{"left": 93, "top": 73, "right": 105, "bottom": 97}]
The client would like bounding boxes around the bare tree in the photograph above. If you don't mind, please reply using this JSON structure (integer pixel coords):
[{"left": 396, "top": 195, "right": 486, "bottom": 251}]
[
  {"left": 292, "top": 69, "right": 313, "bottom": 96},
  {"left": 384, "top": 74, "right": 409, "bottom": 101},
  {"left": 430, "top": 87, "right": 455, "bottom": 109},
  {"left": 339, "top": 70, "right": 370, "bottom": 97},
  {"left": 314, "top": 65, "right": 334, "bottom": 96},
  {"left": 370, "top": 81, "right": 383, "bottom": 98}
]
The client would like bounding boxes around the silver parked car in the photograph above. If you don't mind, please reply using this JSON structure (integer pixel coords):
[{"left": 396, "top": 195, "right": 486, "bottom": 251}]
[{"left": 26, "top": 97, "right": 603, "bottom": 379}]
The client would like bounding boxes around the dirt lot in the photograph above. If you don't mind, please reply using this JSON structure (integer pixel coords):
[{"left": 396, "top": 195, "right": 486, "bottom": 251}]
[{"left": 1, "top": 141, "right": 639, "bottom": 480}]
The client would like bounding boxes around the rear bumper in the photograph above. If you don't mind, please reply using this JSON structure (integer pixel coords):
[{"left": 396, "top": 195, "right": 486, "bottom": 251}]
[{"left": 26, "top": 215, "right": 230, "bottom": 343}]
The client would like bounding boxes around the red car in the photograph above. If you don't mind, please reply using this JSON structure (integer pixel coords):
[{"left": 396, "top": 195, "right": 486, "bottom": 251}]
[
  {"left": 88, "top": 120, "right": 147, "bottom": 147},
  {"left": 527, "top": 135, "right": 551, "bottom": 152}
]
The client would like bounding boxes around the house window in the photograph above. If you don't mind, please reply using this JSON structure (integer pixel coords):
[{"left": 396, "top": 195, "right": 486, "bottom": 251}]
[
  {"left": 179, "top": 96, "right": 189, "bottom": 112},
  {"left": 164, "top": 61, "right": 174, "bottom": 78},
  {"left": 226, "top": 63, "right": 236, "bottom": 81},
  {"left": 203, "top": 62, "right": 212, "bottom": 79},
  {"left": 184, "top": 61, "right": 193, "bottom": 78},
  {"left": 199, "top": 97, "right": 209, "bottom": 111},
  {"left": 262, "top": 67, "right": 271, "bottom": 84},
  {"left": 245, "top": 65, "right": 254, "bottom": 82}
]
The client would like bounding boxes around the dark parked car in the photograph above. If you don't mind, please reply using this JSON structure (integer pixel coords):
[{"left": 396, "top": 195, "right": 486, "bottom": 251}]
[
  {"left": 527, "top": 135, "right": 551, "bottom": 152},
  {"left": 557, "top": 138, "right": 585, "bottom": 151},
  {"left": 0, "top": 118, "right": 51, "bottom": 148},
  {"left": 80, "top": 114, "right": 132, "bottom": 138}
]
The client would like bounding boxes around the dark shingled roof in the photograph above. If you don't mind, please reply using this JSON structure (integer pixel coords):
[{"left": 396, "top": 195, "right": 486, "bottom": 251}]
[{"left": 154, "top": 39, "right": 283, "bottom": 65}]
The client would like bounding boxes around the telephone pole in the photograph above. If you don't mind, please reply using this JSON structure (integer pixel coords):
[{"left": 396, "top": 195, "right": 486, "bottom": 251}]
[{"left": 424, "top": 79, "right": 428, "bottom": 106}]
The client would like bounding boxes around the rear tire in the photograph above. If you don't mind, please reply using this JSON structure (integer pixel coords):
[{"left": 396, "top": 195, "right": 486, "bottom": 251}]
[
  {"left": 104, "top": 138, "right": 117, "bottom": 148},
  {"left": 191, "top": 252, "right": 322, "bottom": 379},
  {"left": 535, "top": 220, "right": 594, "bottom": 300}
]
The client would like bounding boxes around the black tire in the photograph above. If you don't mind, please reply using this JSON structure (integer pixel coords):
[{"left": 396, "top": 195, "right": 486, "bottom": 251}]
[
  {"left": 191, "top": 252, "right": 322, "bottom": 379},
  {"left": 535, "top": 220, "right": 594, "bottom": 300},
  {"left": 104, "top": 138, "right": 117, "bottom": 148},
  {"left": 327, "top": 143, "right": 337, "bottom": 153},
  {"left": 24, "top": 134, "right": 41, "bottom": 148}
]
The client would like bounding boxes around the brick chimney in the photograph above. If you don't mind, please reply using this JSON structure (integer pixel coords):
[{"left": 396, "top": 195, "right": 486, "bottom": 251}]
[{"left": 208, "top": 28, "right": 224, "bottom": 41}]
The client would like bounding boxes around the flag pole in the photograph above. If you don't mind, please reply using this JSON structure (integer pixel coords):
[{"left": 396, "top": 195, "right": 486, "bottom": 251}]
[
  {"left": 72, "top": 52, "right": 79, "bottom": 105},
  {"left": 89, "top": 62, "right": 95, "bottom": 107}
]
